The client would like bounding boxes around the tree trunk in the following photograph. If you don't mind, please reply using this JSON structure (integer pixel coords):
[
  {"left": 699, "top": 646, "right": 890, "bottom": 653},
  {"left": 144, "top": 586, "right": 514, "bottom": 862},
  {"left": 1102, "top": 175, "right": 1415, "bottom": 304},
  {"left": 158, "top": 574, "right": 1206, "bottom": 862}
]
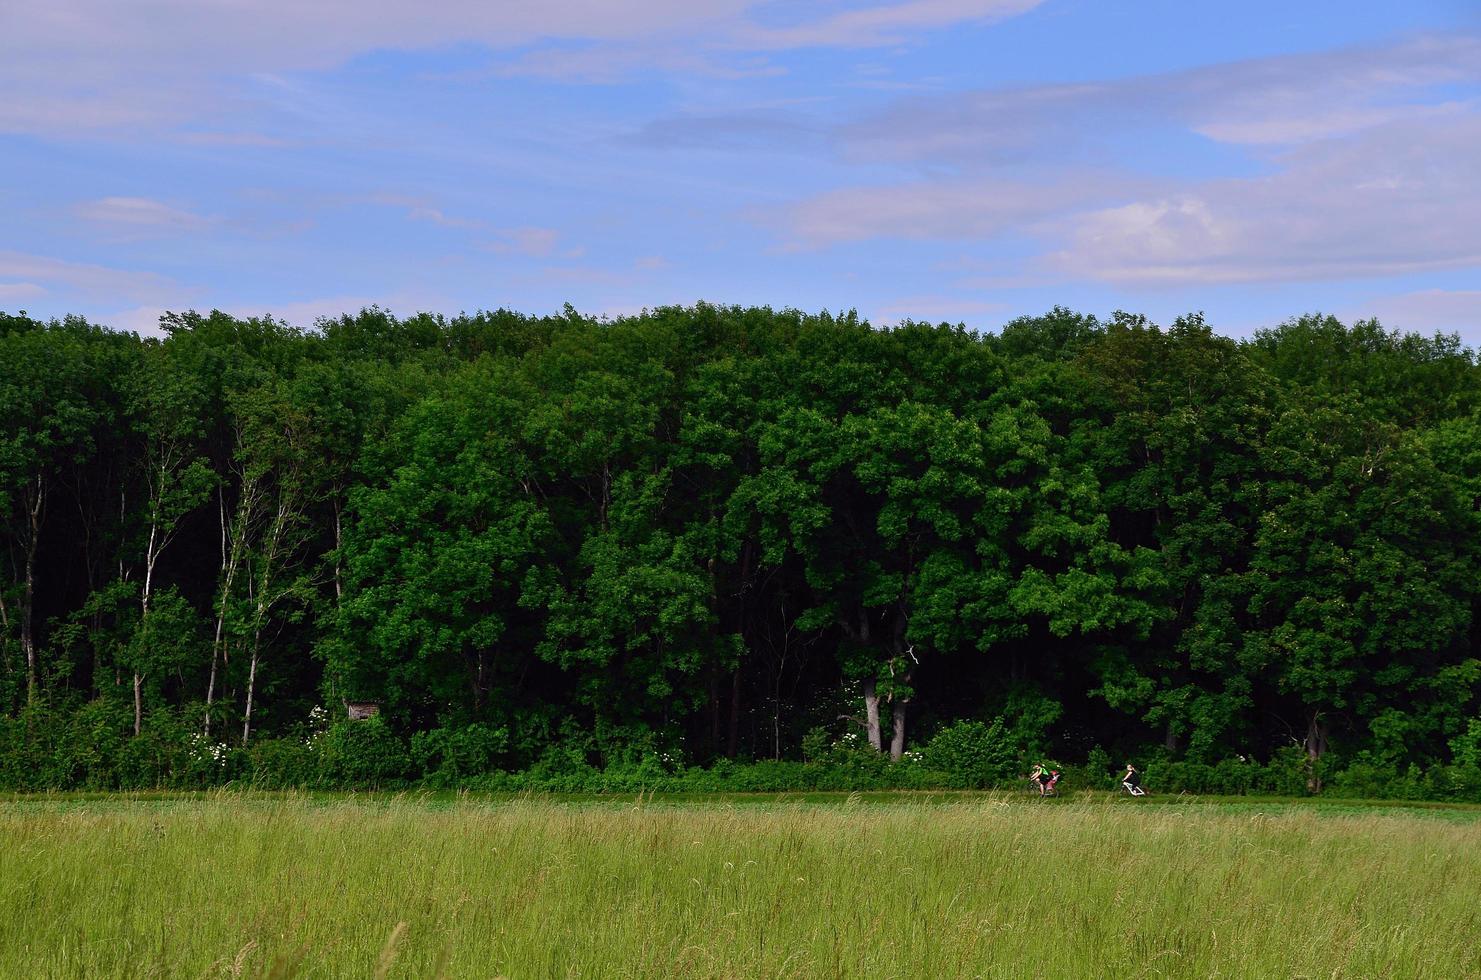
[
  {"left": 205, "top": 484, "right": 240, "bottom": 739},
  {"left": 21, "top": 474, "right": 43, "bottom": 705},
  {"left": 890, "top": 697, "right": 907, "bottom": 761},
  {"left": 331, "top": 498, "right": 343, "bottom": 601},
  {"left": 241, "top": 635, "right": 260, "bottom": 747},
  {"left": 0, "top": 592, "right": 12, "bottom": 693},
  {"left": 863, "top": 677, "right": 881, "bottom": 752},
  {"left": 1304, "top": 711, "right": 1327, "bottom": 794},
  {"left": 135, "top": 509, "right": 161, "bottom": 737}
]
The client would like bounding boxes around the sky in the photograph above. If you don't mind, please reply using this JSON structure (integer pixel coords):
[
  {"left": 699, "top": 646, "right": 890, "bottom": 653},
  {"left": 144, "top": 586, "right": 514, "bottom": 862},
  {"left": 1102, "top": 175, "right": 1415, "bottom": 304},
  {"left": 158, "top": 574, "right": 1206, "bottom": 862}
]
[{"left": 3, "top": 0, "right": 1480, "bottom": 342}]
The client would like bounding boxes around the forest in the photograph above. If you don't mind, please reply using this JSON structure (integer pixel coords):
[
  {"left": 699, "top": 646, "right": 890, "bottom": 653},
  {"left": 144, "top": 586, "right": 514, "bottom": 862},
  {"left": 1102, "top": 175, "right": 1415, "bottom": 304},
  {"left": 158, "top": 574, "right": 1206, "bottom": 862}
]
[{"left": 3, "top": 303, "right": 1480, "bottom": 796}]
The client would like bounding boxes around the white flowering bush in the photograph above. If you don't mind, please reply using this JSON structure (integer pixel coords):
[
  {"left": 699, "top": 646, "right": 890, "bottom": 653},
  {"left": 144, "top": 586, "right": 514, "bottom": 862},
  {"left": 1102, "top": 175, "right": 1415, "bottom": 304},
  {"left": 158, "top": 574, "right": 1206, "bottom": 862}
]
[
  {"left": 303, "top": 705, "right": 331, "bottom": 747},
  {"left": 180, "top": 731, "right": 232, "bottom": 785},
  {"left": 186, "top": 733, "right": 230, "bottom": 768}
]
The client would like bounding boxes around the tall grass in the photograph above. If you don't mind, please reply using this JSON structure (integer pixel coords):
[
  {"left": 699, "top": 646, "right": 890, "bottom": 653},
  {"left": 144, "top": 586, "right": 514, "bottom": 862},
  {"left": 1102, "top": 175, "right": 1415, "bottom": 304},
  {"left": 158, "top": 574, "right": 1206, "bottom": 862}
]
[{"left": 2, "top": 792, "right": 1478, "bottom": 977}]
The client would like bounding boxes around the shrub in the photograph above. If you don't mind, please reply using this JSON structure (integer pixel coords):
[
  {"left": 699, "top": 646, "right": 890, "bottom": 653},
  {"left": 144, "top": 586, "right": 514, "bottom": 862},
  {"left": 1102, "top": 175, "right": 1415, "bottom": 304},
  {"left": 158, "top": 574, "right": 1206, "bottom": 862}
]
[
  {"left": 919, "top": 718, "right": 1020, "bottom": 789},
  {"left": 53, "top": 699, "right": 129, "bottom": 789},
  {"left": 317, "top": 717, "right": 410, "bottom": 788},
  {"left": 114, "top": 709, "right": 194, "bottom": 789},
  {"left": 1449, "top": 718, "right": 1481, "bottom": 769},
  {"left": 800, "top": 726, "right": 831, "bottom": 763},
  {"left": 411, "top": 723, "right": 509, "bottom": 787},
  {"left": 244, "top": 737, "right": 319, "bottom": 788}
]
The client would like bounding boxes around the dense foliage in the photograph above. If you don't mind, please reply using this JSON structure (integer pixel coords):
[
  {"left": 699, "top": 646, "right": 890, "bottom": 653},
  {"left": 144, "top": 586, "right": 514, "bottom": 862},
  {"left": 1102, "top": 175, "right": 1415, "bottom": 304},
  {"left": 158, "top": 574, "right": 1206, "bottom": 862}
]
[{"left": 3, "top": 304, "right": 1480, "bottom": 795}]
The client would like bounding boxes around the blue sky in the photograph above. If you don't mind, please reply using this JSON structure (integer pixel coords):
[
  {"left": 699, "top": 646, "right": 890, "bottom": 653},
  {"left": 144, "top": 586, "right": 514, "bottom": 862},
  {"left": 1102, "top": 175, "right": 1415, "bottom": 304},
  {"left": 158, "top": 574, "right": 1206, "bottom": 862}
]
[{"left": 3, "top": 0, "right": 1480, "bottom": 341}]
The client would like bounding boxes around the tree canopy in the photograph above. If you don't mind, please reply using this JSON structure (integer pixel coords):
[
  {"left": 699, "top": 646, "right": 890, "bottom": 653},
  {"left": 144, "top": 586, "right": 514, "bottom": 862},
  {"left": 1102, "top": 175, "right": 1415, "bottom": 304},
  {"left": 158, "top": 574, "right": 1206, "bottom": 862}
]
[{"left": 2, "top": 303, "right": 1479, "bottom": 789}]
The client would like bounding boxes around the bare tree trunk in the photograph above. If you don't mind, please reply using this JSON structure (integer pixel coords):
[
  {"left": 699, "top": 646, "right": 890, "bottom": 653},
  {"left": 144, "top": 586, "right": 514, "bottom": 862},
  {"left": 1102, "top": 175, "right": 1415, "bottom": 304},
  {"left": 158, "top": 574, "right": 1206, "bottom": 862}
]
[
  {"left": 863, "top": 677, "right": 881, "bottom": 752},
  {"left": 1304, "top": 711, "right": 1327, "bottom": 794},
  {"left": 332, "top": 498, "right": 343, "bottom": 601},
  {"left": 242, "top": 630, "right": 261, "bottom": 747},
  {"left": 0, "top": 590, "right": 12, "bottom": 692},
  {"left": 241, "top": 489, "right": 294, "bottom": 747},
  {"left": 890, "top": 697, "right": 907, "bottom": 761},
  {"left": 207, "top": 479, "right": 254, "bottom": 738},
  {"left": 206, "top": 486, "right": 229, "bottom": 737},
  {"left": 21, "top": 475, "right": 43, "bottom": 706},
  {"left": 135, "top": 515, "right": 160, "bottom": 738}
]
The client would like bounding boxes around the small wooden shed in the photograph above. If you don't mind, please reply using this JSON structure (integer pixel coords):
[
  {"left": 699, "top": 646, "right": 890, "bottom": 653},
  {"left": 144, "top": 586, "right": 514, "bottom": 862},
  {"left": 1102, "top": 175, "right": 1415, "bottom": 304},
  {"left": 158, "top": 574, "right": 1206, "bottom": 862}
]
[{"left": 344, "top": 700, "right": 381, "bottom": 720}]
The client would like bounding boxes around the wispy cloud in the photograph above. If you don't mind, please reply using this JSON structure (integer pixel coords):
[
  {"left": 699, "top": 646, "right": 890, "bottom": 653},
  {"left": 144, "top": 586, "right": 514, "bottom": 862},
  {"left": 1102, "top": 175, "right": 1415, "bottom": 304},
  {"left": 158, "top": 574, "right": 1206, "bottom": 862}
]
[
  {"left": 489, "top": 45, "right": 784, "bottom": 84},
  {"left": 0, "top": 250, "right": 182, "bottom": 303},
  {"left": 627, "top": 111, "right": 826, "bottom": 151},
  {"left": 773, "top": 172, "right": 1140, "bottom": 246},
  {"left": 74, "top": 196, "right": 214, "bottom": 235},
  {"left": 1046, "top": 114, "right": 1481, "bottom": 286},
  {"left": 842, "top": 35, "right": 1481, "bottom": 163},
  {"left": 767, "top": 33, "right": 1481, "bottom": 287},
  {"left": 406, "top": 206, "right": 486, "bottom": 231},
  {"left": 484, "top": 227, "right": 568, "bottom": 258},
  {"left": 0, "top": 0, "right": 1044, "bottom": 138},
  {"left": 0, "top": 282, "right": 48, "bottom": 301},
  {"left": 737, "top": 0, "right": 1043, "bottom": 49}
]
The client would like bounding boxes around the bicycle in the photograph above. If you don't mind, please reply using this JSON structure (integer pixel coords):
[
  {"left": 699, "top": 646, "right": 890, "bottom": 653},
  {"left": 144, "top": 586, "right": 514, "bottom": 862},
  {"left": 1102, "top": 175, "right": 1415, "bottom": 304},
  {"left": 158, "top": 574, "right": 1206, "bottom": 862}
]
[{"left": 1027, "top": 768, "right": 1061, "bottom": 798}]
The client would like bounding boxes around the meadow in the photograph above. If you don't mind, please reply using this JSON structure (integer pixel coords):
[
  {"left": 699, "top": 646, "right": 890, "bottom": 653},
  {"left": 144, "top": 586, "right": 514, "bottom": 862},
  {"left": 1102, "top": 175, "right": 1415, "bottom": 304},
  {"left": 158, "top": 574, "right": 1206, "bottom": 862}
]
[{"left": 1, "top": 791, "right": 1478, "bottom": 978}]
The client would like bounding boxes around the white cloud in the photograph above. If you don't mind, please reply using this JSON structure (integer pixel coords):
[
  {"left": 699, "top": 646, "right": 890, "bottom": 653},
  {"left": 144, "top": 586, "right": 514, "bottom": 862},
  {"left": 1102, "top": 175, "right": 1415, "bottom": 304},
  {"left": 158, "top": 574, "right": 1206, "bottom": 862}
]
[
  {"left": 738, "top": 0, "right": 1043, "bottom": 49},
  {"left": 0, "top": 0, "right": 1043, "bottom": 137},
  {"left": 0, "top": 250, "right": 181, "bottom": 303},
  {"left": 492, "top": 45, "right": 784, "bottom": 84},
  {"left": 484, "top": 227, "right": 566, "bottom": 259},
  {"left": 1047, "top": 115, "right": 1481, "bottom": 286},
  {"left": 844, "top": 35, "right": 1481, "bottom": 163},
  {"left": 95, "top": 305, "right": 173, "bottom": 337},
  {"left": 74, "top": 196, "right": 212, "bottom": 234},
  {"left": 775, "top": 172, "right": 1138, "bottom": 246},
  {"left": 407, "top": 206, "right": 485, "bottom": 231},
  {"left": 0, "top": 282, "right": 47, "bottom": 301},
  {"left": 767, "top": 33, "right": 1481, "bottom": 287}
]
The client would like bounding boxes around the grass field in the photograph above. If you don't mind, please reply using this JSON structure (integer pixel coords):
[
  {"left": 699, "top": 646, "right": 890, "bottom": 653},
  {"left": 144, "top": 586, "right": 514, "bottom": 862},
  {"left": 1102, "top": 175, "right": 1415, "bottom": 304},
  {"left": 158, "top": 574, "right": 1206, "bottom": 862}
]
[{"left": 3, "top": 791, "right": 1479, "bottom": 978}]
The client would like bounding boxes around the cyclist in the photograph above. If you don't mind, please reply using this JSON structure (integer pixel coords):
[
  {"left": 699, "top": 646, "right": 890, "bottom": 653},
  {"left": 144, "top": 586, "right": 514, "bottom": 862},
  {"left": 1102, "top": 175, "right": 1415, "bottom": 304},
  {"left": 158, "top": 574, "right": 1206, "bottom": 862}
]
[
  {"left": 1029, "top": 763, "right": 1061, "bottom": 797},
  {"left": 1122, "top": 763, "right": 1145, "bottom": 796}
]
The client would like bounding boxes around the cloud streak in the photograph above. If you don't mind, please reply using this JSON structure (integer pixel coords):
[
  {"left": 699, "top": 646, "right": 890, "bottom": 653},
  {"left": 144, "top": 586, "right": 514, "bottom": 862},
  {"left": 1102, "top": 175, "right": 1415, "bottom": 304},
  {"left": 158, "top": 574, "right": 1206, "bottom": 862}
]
[
  {"left": 74, "top": 197, "right": 214, "bottom": 236},
  {"left": 0, "top": 250, "right": 182, "bottom": 304},
  {"left": 842, "top": 34, "right": 1481, "bottom": 163},
  {"left": 737, "top": 0, "right": 1043, "bottom": 49},
  {"left": 1, "top": 0, "right": 1045, "bottom": 137},
  {"left": 769, "top": 33, "right": 1481, "bottom": 287},
  {"left": 1047, "top": 114, "right": 1481, "bottom": 286}
]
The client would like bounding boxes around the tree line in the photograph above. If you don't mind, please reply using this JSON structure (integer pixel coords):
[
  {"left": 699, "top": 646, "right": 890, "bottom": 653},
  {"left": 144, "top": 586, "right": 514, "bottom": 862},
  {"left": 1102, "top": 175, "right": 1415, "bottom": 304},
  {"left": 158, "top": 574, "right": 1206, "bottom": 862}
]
[{"left": 2, "top": 303, "right": 1480, "bottom": 790}]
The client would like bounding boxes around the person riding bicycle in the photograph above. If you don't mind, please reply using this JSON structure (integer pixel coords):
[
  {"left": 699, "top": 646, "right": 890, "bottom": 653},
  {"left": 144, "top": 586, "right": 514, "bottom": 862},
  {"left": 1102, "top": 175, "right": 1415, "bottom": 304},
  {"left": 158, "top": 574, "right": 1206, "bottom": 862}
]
[
  {"left": 1030, "top": 763, "right": 1061, "bottom": 797},
  {"left": 1121, "top": 763, "right": 1145, "bottom": 796}
]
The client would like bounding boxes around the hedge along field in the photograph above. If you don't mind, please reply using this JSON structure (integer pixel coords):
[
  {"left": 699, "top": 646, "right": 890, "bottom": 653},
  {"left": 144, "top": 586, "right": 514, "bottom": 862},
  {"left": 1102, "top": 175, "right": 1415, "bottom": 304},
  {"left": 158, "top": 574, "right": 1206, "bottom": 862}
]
[{"left": 3, "top": 794, "right": 1480, "bottom": 978}]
